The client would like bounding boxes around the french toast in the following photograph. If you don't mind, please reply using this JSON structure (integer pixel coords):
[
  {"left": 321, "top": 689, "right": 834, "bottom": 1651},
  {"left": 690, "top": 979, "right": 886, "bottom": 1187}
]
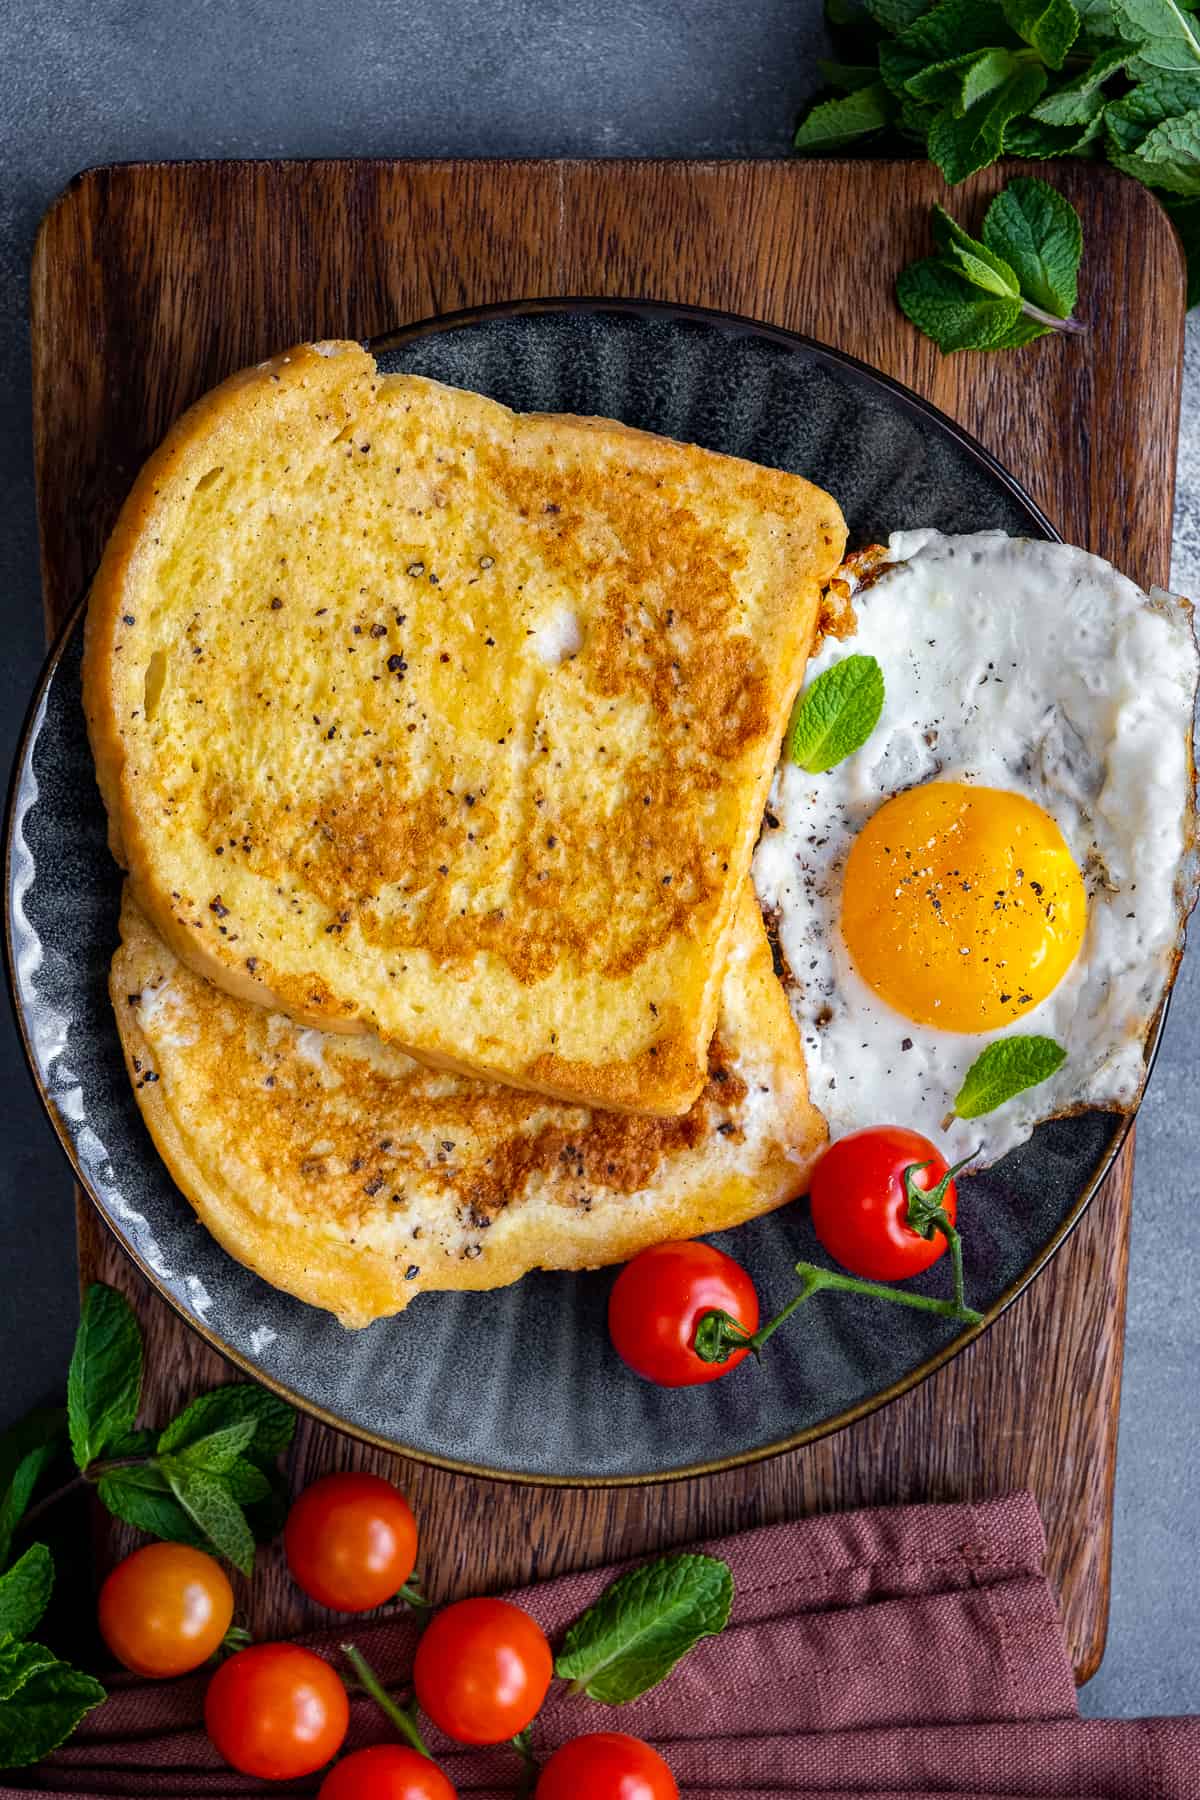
[
  {"left": 112, "top": 885, "right": 826, "bottom": 1328},
  {"left": 85, "top": 344, "right": 847, "bottom": 1115}
]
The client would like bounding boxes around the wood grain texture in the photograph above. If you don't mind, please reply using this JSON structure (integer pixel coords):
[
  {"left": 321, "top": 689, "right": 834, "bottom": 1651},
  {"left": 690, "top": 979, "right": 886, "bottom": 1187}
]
[{"left": 29, "top": 158, "right": 1185, "bottom": 1681}]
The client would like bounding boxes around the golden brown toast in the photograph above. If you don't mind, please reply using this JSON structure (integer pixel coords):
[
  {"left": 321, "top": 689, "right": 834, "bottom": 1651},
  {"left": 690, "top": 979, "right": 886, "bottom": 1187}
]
[
  {"left": 85, "top": 344, "right": 846, "bottom": 1114},
  {"left": 112, "top": 886, "right": 826, "bottom": 1328}
]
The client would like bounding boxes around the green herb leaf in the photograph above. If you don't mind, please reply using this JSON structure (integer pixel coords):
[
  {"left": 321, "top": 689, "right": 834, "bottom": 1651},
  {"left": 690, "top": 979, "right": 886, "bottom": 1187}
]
[
  {"left": 243, "top": 1466, "right": 292, "bottom": 1545},
  {"left": 0, "top": 1652, "right": 106, "bottom": 1769},
  {"left": 1109, "top": 103, "right": 1200, "bottom": 188},
  {"left": 928, "top": 63, "right": 1049, "bottom": 180},
  {"left": 867, "top": 0, "right": 932, "bottom": 27},
  {"left": 900, "top": 0, "right": 1012, "bottom": 54},
  {"left": 1033, "top": 43, "right": 1134, "bottom": 117},
  {"left": 953, "top": 1035, "right": 1067, "bottom": 1118},
  {"left": 160, "top": 1466, "right": 256, "bottom": 1575},
  {"left": 555, "top": 1554, "right": 734, "bottom": 1704},
  {"left": 899, "top": 93, "right": 940, "bottom": 137},
  {"left": 157, "top": 1384, "right": 295, "bottom": 1462},
  {"left": 896, "top": 257, "right": 1029, "bottom": 348},
  {"left": 0, "top": 1546, "right": 54, "bottom": 1641},
  {"left": 982, "top": 175, "right": 1084, "bottom": 313},
  {"left": 0, "top": 1637, "right": 59, "bottom": 1704},
  {"left": 794, "top": 82, "right": 894, "bottom": 148},
  {"left": 787, "top": 654, "right": 885, "bottom": 771},
  {"left": 932, "top": 203, "right": 1022, "bottom": 294},
  {"left": 1004, "top": 101, "right": 1108, "bottom": 151},
  {"left": 818, "top": 59, "right": 882, "bottom": 89},
  {"left": 0, "top": 1446, "right": 56, "bottom": 1571},
  {"left": 907, "top": 48, "right": 1020, "bottom": 109},
  {"left": 0, "top": 1411, "right": 66, "bottom": 1500},
  {"left": 164, "top": 1419, "right": 259, "bottom": 1477},
  {"left": 1075, "top": 0, "right": 1126, "bottom": 40},
  {"left": 1114, "top": 0, "right": 1200, "bottom": 69},
  {"left": 95, "top": 1474, "right": 207, "bottom": 1548},
  {"left": 1003, "top": 0, "right": 1081, "bottom": 64},
  {"left": 878, "top": 40, "right": 931, "bottom": 95},
  {"left": 1121, "top": 65, "right": 1200, "bottom": 107},
  {"left": 67, "top": 1285, "right": 142, "bottom": 1472},
  {"left": 224, "top": 1458, "right": 272, "bottom": 1505}
]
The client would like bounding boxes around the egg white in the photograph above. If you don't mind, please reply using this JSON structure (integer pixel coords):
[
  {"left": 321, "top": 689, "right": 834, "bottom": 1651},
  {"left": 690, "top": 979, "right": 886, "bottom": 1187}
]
[{"left": 752, "top": 530, "right": 1200, "bottom": 1169}]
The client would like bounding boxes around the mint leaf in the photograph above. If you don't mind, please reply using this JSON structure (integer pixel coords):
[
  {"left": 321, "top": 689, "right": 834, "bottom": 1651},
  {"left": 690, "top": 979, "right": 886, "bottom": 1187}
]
[
  {"left": 788, "top": 654, "right": 885, "bottom": 772},
  {"left": 0, "top": 1446, "right": 56, "bottom": 1570},
  {"left": 157, "top": 1384, "right": 295, "bottom": 1461},
  {"left": 897, "top": 257, "right": 1028, "bottom": 348},
  {"left": 225, "top": 1458, "right": 272, "bottom": 1505},
  {"left": 1075, "top": 0, "right": 1126, "bottom": 38},
  {"left": 95, "top": 1474, "right": 207, "bottom": 1548},
  {"left": 867, "top": 0, "right": 932, "bottom": 26},
  {"left": 67, "top": 1285, "right": 142, "bottom": 1472},
  {"left": 161, "top": 1466, "right": 255, "bottom": 1575},
  {"left": 1114, "top": 0, "right": 1200, "bottom": 67},
  {"left": 1120, "top": 65, "right": 1200, "bottom": 106},
  {"left": 794, "top": 83, "right": 893, "bottom": 148},
  {"left": 1003, "top": 0, "right": 1081, "bottom": 64},
  {"left": 0, "top": 1546, "right": 53, "bottom": 1641},
  {"left": 907, "top": 48, "right": 1021, "bottom": 109},
  {"left": 555, "top": 1554, "right": 733, "bottom": 1704},
  {"left": 1005, "top": 100, "right": 1108, "bottom": 151},
  {"left": 0, "top": 1637, "right": 59, "bottom": 1704},
  {"left": 932, "top": 204, "right": 1022, "bottom": 294},
  {"left": 1109, "top": 103, "right": 1200, "bottom": 188},
  {"left": 879, "top": 41, "right": 930, "bottom": 95},
  {"left": 982, "top": 175, "right": 1083, "bottom": 313},
  {"left": 1033, "top": 43, "right": 1134, "bottom": 116},
  {"left": 899, "top": 93, "right": 940, "bottom": 137},
  {"left": 954, "top": 1036, "right": 1066, "bottom": 1118},
  {"left": 0, "top": 1655, "right": 106, "bottom": 1768},
  {"left": 900, "top": 0, "right": 1012, "bottom": 54},
  {"left": 164, "top": 1419, "right": 258, "bottom": 1476},
  {"left": 0, "top": 1411, "right": 65, "bottom": 1500},
  {"left": 928, "top": 63, "right": 1049, "bottom": 181}
]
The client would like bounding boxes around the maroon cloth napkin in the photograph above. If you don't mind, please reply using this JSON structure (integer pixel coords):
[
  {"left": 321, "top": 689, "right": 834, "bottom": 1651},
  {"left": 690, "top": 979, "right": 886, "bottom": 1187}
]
[{"left": 6, "top": 1491, "right": 1197, "bottom": 1799}]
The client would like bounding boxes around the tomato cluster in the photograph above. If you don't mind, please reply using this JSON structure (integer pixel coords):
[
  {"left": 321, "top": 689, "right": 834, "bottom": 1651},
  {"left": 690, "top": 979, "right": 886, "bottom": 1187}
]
[{"left": 98, "top": 1472, "right": 676, "bottom": 1797}]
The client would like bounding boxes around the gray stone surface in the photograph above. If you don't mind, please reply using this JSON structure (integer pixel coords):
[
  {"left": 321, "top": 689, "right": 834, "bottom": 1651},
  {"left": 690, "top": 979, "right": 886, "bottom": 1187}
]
[{"left": 0, "top": 0, "right": 1194, "bottom": 1715}]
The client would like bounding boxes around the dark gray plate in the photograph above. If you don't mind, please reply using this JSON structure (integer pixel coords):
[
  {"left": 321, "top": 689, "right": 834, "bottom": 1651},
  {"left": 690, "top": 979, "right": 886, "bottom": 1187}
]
[{"left": 5, "top": 301, "right": 1130, "bottom": 1483}]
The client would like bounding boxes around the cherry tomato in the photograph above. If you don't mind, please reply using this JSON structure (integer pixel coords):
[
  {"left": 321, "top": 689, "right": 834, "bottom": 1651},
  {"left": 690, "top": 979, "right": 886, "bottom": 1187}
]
[
  {"left": 285, "top": 1471, "right": 419, "bottom": 1612},
  {"left": 97, "top": 1542, "right": 234, "bottom": 1678},
  {"left": 536, "top": 1732, "right": 678, "bottom": 1799},
  {"left": 809, "top": 1126, "right": 957, "bottom": 1281},
  {"left": 205, "top": 1643, "right": 349, "bottom": 1779},
  {"left": 318, "top": 1745, "right": 457, "bottom": 1800},
  {"left": 412, "top": 1597, "right": 552, "bottom": 1745},
  {"left": 607, "top": 1240, "right": 759, "bottom": 1387}
]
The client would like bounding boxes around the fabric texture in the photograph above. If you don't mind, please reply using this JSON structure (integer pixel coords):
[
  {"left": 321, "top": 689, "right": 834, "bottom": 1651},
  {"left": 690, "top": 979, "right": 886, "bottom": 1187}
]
[{"left": 5, "top": 1491, "right": 1197, "bottom": 1798}]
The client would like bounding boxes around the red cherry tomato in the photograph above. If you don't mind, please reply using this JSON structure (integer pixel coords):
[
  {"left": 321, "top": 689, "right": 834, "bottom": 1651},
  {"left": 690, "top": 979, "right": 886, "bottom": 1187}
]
[
  {"left": 285, "top": 1471, "right": 419, "bottom": 1612},
  {"left": 809, "top": 1126, "right": 957, "bottom": 1281},
  {"left": 205, "top": 1643, "right": 349, "bottom": 1779},
  {"left": 412, "top": 1597, "right": 552, "bottom": 1745},
  {"left": 318, "top": 1746, "right": 457, "bottom": 1800},
  {"left": 98, "top": 1542, "right": 234, "bottom": 1678},
  {"left": 536, "top": 1732, "right": 678, "bottom": 1799},
  {"left": 608, "top": 1240, "right": 759, "bottom": 1387}
]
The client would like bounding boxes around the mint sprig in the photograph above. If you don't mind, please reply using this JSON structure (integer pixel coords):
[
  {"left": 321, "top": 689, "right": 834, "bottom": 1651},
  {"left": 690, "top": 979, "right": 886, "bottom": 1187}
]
[
  {"left": 555, "top": 1553, "right": 734, "bottom": 1704},
  {"left": 788, "top": 653, "right": 885, "bottom": 772},
  {"left": 952, "top": 1035, "right": 1067, "bottom": 1119},
  {"left": 795, "top": 0, "right": 1200, "bottom": 305},
  {"left": 897, "top": 178, "right": 1085, "bottom": 352}
]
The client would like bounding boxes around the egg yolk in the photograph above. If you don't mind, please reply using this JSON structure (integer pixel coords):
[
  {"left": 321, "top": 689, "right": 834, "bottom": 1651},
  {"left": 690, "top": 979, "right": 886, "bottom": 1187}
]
[{"left": 840, "top": 781, "right": 1087, "bottom": 1033}]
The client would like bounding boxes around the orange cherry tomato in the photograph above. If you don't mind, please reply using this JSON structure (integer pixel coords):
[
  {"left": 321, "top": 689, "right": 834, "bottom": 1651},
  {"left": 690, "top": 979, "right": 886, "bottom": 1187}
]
[
  {"left": 318, "top": 1745, "right": 457, "bottom": 1800},
  {"left": 536, "top": 1732, "right": 678, "bottom": 1799},
  {"left": 608, "top": 1240, "right": 760, "bottom": 1386},
  {"left": 285, "top": 1472, "right": 419, "bottom": 1612},
  {"left": 97, "top": 1542, "right": 234, "bottom": 1678},
  {"left": 412, "top": 1597, "right": 552, "bottom": 1745},
  {"left": 205, "top": 1643, "right": 349, "bottom": 1779}
]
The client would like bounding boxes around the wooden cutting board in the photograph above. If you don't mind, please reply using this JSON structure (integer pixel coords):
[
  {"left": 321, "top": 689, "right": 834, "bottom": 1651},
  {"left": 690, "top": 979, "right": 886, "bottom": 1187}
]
[{"left": 29, "top": 158, "right": 1185, "bottom": 1681}]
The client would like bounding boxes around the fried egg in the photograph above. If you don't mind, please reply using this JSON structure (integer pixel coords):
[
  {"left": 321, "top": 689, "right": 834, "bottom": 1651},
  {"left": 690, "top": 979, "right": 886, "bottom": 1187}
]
[{"left": 753, "top": 530, "right": 1199, "bottom": 1169}]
